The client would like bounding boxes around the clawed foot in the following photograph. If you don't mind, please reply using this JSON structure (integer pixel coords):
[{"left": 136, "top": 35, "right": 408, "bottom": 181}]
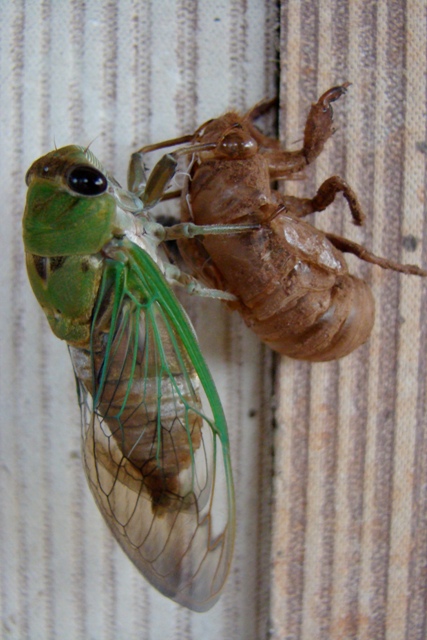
[
  {"left": 303, "top": 82, "right": 350, "bottom": 164},
  {"left": 318, "top": 82, "right": 351, "bottom": 112}
]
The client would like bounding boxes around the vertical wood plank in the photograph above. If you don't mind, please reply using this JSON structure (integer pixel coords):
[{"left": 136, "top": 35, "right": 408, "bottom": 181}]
[
  {"left": 271, "top": 1, "right": 427, "bottom": 639},
  {"left": 0, "top": 2, "right": 278, "bottom": 638}
]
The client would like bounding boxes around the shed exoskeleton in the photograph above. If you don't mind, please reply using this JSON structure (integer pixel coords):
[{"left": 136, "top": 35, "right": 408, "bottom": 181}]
[{"left": 130, "top": 85, "right": 426, "bottom": 361}]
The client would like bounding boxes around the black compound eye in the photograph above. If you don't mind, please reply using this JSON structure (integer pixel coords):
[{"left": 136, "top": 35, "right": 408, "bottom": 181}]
[{"left": 67, "top": 165, "right": 108, "bottom": 196}]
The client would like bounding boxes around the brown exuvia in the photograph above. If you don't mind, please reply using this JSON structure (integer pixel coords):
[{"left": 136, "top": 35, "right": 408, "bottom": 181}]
[{"left": 135, "top": 85, "right": 426, "bottom": 361}]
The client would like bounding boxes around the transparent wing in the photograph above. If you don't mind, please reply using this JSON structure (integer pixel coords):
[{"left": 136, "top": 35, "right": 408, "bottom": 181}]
[{"left": 69, "top": 240, "right": 235, "bottom": 612}]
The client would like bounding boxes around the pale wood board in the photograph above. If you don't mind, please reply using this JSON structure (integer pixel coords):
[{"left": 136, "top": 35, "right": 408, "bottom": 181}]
[
  {"left": 0, "top": 1, "right": 276, "bottom": 639},
  {"left": 1, "top": 1, "right": 427, "bottom": 640},
  {"left": 272, "top": 1, "right": 427, "bottom": 639}
]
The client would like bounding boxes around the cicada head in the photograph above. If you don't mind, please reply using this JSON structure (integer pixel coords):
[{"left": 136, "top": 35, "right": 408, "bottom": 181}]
[
  {"left": 23, "top": 146, "right": 144, "bottom": 258},
  {"left": 23, "top": 146, "right": 118, "bottom": 257}
]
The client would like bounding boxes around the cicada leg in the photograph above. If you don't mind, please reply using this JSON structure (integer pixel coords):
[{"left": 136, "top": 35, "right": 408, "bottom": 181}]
[
  {"left": 163, "top": 263, "right": 238, "bottom": 300},
  {"left": 278, "top": 175, "right": 366, "bottom": 226},
  {"left": 241, "top": 97, "right": 281, "bottom": 150},
  {"left": 127, "top": 134, "right": 194, "bottom": 197},
  {"left": 160, "top": 221, "right": 260, "bottom": 241},
  {"left": 260, "top": 83, "right": 351, "bottom": 178},
  {"left": 129, "top": 139, "right": 216, "bottom": 208},
  {"left": 326, "top": 233, "right": 427, "bottom": 276},
  {"left": 151, "top": 219, "right": 260, "bottom": 299}
]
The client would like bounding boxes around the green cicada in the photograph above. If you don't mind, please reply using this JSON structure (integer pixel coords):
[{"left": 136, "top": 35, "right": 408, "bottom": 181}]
[{"left": 22, "top": 145, "right": 236, "bottom": 612}]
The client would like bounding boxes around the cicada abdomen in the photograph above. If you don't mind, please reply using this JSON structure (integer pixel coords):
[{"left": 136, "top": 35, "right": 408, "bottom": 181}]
[
  {"left": 182, "top": 210, "right": 377, "bottom": 361},
  {"left": 23, "top": 146, "right": 235, "bottom": 611},
  {"left": 70, "top": 256, "right": 230, "bottom": 605}
]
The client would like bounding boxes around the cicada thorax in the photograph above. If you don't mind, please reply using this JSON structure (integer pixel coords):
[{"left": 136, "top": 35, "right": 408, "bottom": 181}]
[
  {"left": 25, "top": 252, "right": 104, "bottom": 344},
  {"left": 178, "top": 111, "right": 375, "bottom": 362}
]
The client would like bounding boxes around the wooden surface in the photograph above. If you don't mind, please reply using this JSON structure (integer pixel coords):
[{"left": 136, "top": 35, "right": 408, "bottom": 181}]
[
  {"left": 1, "top": 1, "right": 427, "bottom": 639},
  {"left": 273, "top": 2, "right": 427, "bottom": 639},
  {"left": 0, "top": 1, "right": 276, "bottom": 639}
]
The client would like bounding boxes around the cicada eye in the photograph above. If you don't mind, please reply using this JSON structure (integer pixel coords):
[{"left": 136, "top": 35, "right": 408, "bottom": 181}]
[
  {"left": 67, "top": 165, "right": 108, "bottom": 196},
  {"left": 216, "top": 130, "right": 258, "bottom": 159}
]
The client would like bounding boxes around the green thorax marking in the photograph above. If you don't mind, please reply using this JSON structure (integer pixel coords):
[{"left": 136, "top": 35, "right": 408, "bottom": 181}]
[{"left": 25, "top": 252, "right": 104, "bottom": 345}]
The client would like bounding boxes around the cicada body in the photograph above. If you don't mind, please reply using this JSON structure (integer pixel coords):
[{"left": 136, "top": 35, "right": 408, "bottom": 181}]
[
  {"left": 23, "top": 146, "right": 235, "bottom": 611},
  {"left": 134, "top": 85, "right": 426, "bottom": 361}
]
